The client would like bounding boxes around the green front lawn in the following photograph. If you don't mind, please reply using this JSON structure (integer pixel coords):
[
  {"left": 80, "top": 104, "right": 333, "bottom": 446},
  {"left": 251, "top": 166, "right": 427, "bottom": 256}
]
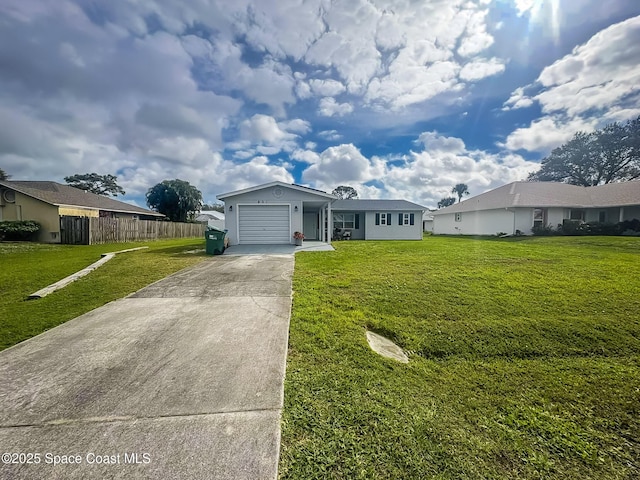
[
  {"left": 0, "top": 239, "right": 207, "bottom": 351},
  {"left": 280, "top": 236, "right": 640, "bottom": 479}
]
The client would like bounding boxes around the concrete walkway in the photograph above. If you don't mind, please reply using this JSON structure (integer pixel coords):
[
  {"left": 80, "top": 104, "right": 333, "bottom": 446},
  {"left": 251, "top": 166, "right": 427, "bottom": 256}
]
[
  {"left": 0, "top": 254, "right": 293, "bottom": 479},
  {"left": 223, "top": 241, "right": 334, "bottom": 256}
]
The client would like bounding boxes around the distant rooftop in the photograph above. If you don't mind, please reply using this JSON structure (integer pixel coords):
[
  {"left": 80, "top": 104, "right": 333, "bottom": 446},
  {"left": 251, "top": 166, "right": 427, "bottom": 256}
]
[
  {"left": 0, "top": 181, "right": 163, "bottom": 216},
  {"left": 432, "top": 181, "right": 640, "bottom": 215}
]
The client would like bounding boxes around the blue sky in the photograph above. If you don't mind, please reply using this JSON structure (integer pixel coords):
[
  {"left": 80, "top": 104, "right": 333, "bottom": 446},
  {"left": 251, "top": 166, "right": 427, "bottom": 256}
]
[{"left": 1, "top": 0, "right": 639, "bottom": 208}]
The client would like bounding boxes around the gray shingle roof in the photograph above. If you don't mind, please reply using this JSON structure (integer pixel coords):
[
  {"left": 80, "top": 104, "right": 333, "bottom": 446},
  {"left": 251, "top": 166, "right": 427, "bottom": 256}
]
[
  {"left": 432, "top": 181, "right": 640, "bottom": 215},
  {"left": 332, "top": 199, "right": 425, "bottom": 211},
  {"left": 588, "top": 181, "right": 640, "bottom": 206},
  {"left": 0, "top": 181, "right": 163, "bottom": 216}
]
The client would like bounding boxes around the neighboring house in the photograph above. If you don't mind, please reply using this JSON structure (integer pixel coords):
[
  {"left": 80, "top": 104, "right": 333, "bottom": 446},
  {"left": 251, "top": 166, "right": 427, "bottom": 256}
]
[
  {"left": 216, "top": 181, "right": 425, "bottom": 245},
  {"left": 331, "top": 199, "right": 424, "bottom": 241},
  {"left": 0, "top": 181, "right": 163, "bottom": 243},
  {"left": 432, "top": 181, "right": 640, "bottom": 236},
  {"left": 195, "top": 210, "right": 225, "bottom": 230},
  {"left": 422, "top": 211, "right": 435, "bottom": 233}
]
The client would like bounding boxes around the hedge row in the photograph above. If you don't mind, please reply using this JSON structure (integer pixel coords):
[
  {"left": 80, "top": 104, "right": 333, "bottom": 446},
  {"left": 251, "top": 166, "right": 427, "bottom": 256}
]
[
  {"left": 532, "top": 219, "right": 640, "bottom": 236},
  {"left": 0, "top": 221, "right": 41, "bottom": 241}
]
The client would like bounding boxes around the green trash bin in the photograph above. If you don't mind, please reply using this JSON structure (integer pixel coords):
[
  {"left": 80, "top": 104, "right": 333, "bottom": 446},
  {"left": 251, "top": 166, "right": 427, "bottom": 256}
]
[{"left": 205, "top": 227, "right": 227, "bottom": 255}]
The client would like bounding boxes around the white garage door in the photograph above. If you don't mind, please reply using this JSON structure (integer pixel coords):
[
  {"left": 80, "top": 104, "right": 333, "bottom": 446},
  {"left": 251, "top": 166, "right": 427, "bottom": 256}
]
[{"left": 238, "top": 205, "right": 290, "bottom": 244}]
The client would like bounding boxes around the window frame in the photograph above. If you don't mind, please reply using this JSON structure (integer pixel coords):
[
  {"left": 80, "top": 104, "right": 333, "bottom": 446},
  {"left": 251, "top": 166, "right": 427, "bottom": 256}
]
[
  {"left": 333, "top": 213, "right": 355, "bottom": 230},
  {"left": 570, "top": 209, "right": 585, "bottom": 221},
  {"left": 598, "top": 211, "right": 606, "bottom": 223},
  {"left": 375, "top": 213, "right": 392, "bottom": 226},
  {"left": 533, "top": 208, "right": 545, "bottom": 228}
]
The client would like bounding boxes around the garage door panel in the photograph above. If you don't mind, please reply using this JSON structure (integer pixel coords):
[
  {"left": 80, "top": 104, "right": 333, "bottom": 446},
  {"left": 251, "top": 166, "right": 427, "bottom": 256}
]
[{"left": 239, "top": 205, "right": 290, "bottom": 244}]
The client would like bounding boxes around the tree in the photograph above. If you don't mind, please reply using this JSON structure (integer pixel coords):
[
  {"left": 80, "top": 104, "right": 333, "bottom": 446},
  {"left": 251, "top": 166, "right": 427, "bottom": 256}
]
[
  {"left": 146, "top": 179, "right": 203, "bottom": 222},
  {"left": 437, "top": 197, "right": 456, "bottom": 209},
  {"left": 451, "top": 183, "right": 469, "bottom": 202},
  {"left": 528, "top": 116, "right": 640, "bottom": 186},
  {"left": 65, "top": 173, "right": 126, "bottom": 196},
  {"left": 332, "top": 185, "right": 358, "bottom": 199},
  {"left": 0, "top": 168, "right": 10, "bottom": 181}
]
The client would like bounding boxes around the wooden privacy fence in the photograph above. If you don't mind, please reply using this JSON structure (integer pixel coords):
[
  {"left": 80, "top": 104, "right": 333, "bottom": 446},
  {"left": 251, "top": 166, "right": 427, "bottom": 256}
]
[
  {"left": 60, "top": 216, "right": 90, "bottom": 245},
  {"left": 60, "top": 216, "right": 206, "bottom": 245}
]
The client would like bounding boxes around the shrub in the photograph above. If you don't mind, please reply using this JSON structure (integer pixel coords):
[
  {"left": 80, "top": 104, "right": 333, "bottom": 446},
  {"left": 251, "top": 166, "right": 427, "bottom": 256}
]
[
  {"left": 531, "top": 224, "right": 556, "bottom": 236},
  {"left": 559, "top": 220, "right": 586, "bottom": 235},
  {"left": 619, "top": 218, "right": 640, "bottom": 233},
  {"left": 0, "top": 221, "right": 41, "bottom": 241},
  {"left": 583, "top": 222, "right": 620, "bottom": 235}
]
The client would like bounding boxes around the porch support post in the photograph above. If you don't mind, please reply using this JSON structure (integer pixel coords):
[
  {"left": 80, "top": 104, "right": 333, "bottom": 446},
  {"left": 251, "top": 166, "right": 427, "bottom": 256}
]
[
  {"left": 327, "top": 202, "right": 332, "bottom": 242},
  {"left": 619, "top": 207, "right": 624, "bottom": 222}
]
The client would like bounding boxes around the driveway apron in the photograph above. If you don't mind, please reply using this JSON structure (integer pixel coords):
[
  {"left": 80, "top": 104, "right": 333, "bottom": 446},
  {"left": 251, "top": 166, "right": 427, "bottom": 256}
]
[{"left": 0, "top": 254, "right": 293, "bottom": 480}]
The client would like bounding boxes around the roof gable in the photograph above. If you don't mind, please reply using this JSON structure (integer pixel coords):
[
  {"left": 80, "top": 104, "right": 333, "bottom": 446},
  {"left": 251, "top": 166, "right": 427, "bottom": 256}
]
[
  {"left": 0, "top": 181, "right": 163, "bottom": 216},
  {"left": 217, "top": 181, "right": 336, "bottom": 200}
]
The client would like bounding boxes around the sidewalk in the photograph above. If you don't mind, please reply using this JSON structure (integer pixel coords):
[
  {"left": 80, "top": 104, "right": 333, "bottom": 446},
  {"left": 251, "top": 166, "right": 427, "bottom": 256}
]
[{"left": 0, "top": 254, "right": 293, "bottom": 479}]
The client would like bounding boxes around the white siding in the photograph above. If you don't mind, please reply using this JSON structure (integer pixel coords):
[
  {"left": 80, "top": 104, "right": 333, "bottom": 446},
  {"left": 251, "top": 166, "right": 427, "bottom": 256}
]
[
  {"left": 546, "top": 208, "right": 565, "bottom": 229},
  {"left": 238, "top": 205, "right": 290, "bottom": 244},
  {"left": 364, "top": 211, "right": 422, "bottom": 240},
  {"left": 434, "top": 209, "right": 505, "bottom": 235},
  {"left": 434, "top": 208, "right": 527, "bottom": 235}
]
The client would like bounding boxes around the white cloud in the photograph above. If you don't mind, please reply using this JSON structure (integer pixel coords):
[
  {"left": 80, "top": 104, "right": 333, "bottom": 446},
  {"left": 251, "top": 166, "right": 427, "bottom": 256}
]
[
  {"left": 534, "top": 16, "right": 640, "bottom": 116},
  {"left": 504, "top": 116, "right": 596, "bottom": 152},
  {"left": 318, "top": 130, "right": 342, "bottom": 141},
  {"left": 459, "top": 58, "right": 506, "bottom": 81},
  {"left": 385, "top": 132, "right": 539, "bottom": 206},
  {"left": 301, "top": 144, "right": 386, "bottom": 187},
  {"left": 502, "top": 87, "right": 534, "bottom": 111},
  {"left": 297, "top": 132, "right": 539, "bottom": 208},
  {"left": 503, "top": 15, "right": 640, "bottom": 153},
  {"left": 231, "top": 114, "right": 302, "bottom": 155},
  {"left": 366, "top": 61, "right": 461, "bottom": 109},
  {"left": 318, "top": 97, "right": 354, "bottom": 117},
  {"left": 280, "top": 118, "right": 311, "bottom": 134},
  {"left": 417, "top": 132, "right": 466, "bottom": 153},
  {"left": 514, "top": 0, "right": 537, "bottom": 16},
  {"left": 457, "top": 10, "right": 494, "bottom": 57},
  {"left": 238, "top": 114, "right": 289, "bottom": 144},
  {"left": 309, "top": 79, "right": 347, "bottom": 97}
]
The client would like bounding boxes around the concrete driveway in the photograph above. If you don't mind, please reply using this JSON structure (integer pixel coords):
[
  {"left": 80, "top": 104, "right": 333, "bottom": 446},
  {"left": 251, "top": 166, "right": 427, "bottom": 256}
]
[{"left": 0, "top": 254, "right": 293, "bottom": 480}]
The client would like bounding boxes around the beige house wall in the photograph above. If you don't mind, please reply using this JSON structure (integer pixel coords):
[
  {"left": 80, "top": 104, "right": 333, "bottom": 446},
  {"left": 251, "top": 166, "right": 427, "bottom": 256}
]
[{"left": 1, "top": 192, "right": 61, "bottom": 243}]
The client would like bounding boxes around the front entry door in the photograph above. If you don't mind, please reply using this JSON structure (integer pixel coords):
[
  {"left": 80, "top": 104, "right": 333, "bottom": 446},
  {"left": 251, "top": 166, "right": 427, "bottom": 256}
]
[{"left": 303, "top": 212, "right": 318, "bottom": 240}]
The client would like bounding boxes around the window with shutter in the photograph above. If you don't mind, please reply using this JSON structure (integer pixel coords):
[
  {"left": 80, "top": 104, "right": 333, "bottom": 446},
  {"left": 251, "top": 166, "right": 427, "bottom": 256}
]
[{"left": 376, "top": 213, "right": 391, "bottom": 225}]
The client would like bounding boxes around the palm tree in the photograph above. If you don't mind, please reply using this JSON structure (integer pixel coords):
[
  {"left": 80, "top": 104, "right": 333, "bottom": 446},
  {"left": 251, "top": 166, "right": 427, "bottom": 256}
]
[{"left": 452, "top": 183, "right": 469, "bottom": 203}]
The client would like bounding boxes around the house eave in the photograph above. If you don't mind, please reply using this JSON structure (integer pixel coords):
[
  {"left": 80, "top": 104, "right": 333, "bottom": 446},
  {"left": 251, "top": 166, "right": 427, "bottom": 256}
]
[{"left": 217, "top": 181, "right": 336, "bottom": 201}]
